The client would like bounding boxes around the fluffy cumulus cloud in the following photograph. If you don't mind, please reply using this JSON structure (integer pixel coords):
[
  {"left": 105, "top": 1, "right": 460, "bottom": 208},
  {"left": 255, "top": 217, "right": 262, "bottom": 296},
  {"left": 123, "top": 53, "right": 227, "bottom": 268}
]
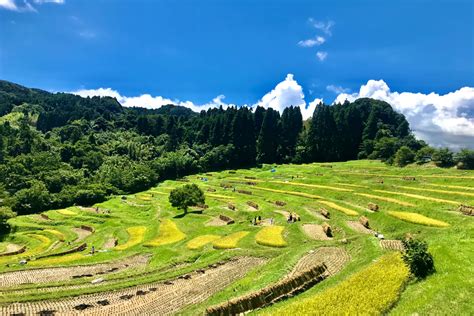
[
  {"left": 334, "top": 80, "right": 474, "bottom": 149},
  {"left": 72, "top": 74, "right": 320, "bottom": 120},
  {"left": 0, "top": 0, "right": 63, "bottom": 11},
  {"left": 72, "top": 88, "right": 236, "bottom": 113}
]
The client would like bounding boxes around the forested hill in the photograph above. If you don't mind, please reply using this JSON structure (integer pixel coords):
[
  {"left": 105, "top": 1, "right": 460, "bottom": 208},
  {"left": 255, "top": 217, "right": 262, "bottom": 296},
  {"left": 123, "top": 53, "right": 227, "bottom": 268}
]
[{"left": 1, "top": 79, "right": 465, "bottom": 221}]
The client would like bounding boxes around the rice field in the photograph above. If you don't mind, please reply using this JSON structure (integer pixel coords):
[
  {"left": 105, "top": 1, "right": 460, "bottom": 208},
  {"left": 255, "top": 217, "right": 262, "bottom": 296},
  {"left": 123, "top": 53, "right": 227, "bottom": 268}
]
[
  {"left": 259, "top": 253, "right": 409, "bottom": 315},
  {"left": 144, "top": 219, "right": 186, "bottom": 247},
  {"left": 255, "top": 226, "right": 287, "bottom": 247},
  {"left": 0, "top": 160, "right": 472, "bottom": 315},
  {"left": 212, "top": 231, "right": 249, "bottom": 249},
  {"left": 388, "top": 211, "right": 450, "bottom": 227},
  {"left": 115, "top": 226, "right": 147, "bottom": 250},
  {"left": 187, "top": 235, "right": 220, "bottom": 250}
]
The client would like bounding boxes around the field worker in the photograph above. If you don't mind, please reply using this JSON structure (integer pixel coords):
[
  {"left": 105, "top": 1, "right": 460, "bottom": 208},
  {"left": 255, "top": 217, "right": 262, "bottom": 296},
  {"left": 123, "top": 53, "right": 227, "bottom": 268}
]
[{"left": 91, "top": 245, "right": 95, "bottom": 254}]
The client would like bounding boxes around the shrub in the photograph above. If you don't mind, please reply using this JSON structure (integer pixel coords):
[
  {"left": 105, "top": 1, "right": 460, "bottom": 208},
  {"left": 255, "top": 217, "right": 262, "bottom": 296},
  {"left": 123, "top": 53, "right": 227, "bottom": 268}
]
[
  {"left": 415, "top": 146, "right": 435, "bottom": 164},
  {"left": 432, "top": 148, "right": 454, "bottom": 167},
  {"left": 394, "top": 146, "right": 415, "bottom": 167},
  {"left": 454, "top": 148, "right": 474, "bottom": 170},
  {"left": 402, "top": 238, "right": 435, "bottom": 279}
]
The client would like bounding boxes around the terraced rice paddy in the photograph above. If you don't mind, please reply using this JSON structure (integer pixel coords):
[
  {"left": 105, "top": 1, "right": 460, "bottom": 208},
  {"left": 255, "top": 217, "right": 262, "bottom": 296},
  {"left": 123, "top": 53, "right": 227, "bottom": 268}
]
[
  {"left": 255, "top": 226, "right": 287, "bottom": 247},
  {"left": 0, "top": 160, "right": 472, "bottom": 315},
  {"left": 388, "top": 211, "right": 450, "bottom": 227},
  {"left": 144, "top": 219, "right": 186, "bottom": 247}
]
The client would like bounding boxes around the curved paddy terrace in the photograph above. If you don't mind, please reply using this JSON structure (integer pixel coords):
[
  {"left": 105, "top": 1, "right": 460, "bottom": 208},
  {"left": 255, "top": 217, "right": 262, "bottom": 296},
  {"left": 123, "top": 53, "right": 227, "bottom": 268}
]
[{"left": 0, "top": 160, "right": 472, "bottom": 315}]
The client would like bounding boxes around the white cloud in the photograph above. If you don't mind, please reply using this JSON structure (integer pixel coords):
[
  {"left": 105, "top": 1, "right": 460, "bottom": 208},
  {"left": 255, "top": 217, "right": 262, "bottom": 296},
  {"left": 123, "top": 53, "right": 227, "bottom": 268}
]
[
  {"left": 0, "top": 0, "right": 62, "bottom": 11},
  {"left": 334, "top": 80, "right": 474, "bottom": 149},
  {"left": 72, "top": 74, "right": 318, "bottom": 120},
  {"left": 308, "top": 18, "right": 335, "bottom": 36},
  {"left": 72, "top": 88, "right": 236, "bottom": 113},
  {"left": 33, "top": 0, "right": 64, "bottom": 3},
  {"left": 78, "top": 30, "right": 96, "bottom": 39},
  {"left": 326, "top": 85, "right": 350, "bottom": 94},
  {"left": 298, "top": 36, "right": 325, "bottom": 48},
  {"left": 0, "top": 0, "right": 18, "bottom": 10},
  {"left": 316, "top": 51, "right": 328, "bottom": 61}
]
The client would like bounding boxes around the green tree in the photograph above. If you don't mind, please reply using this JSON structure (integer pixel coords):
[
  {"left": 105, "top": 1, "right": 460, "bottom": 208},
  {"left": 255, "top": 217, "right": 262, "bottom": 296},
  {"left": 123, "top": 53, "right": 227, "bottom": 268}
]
[
  {"left": 394, "top": 146, "right": 415, "bottom": 167},
  {"left": 454, "top": 148, "right": 474, "bottom": 170},
  {"left": 402, "top": 238, "right": 435, "bottom": 279},
  {"left": 415, "top": 146, "right": 435, "bottom": 164},
  {"left": 169, "top": 184, "right": 205, "bottom": 215},
  {"left": 11, "top": 180, "right": 52, "bottom": 215},
  {"left": 432, "top": 148, "right": 454, "bottom": 167},
  {"left": 0, "top": 206, "right": 16, "bottom": 234}
]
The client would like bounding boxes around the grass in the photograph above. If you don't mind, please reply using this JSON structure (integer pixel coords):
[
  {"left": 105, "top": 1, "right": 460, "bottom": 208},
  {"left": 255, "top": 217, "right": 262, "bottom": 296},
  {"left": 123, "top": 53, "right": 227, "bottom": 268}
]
[
  {"left": 115, "top": 226, "right": 147, "bottom": 250},
  {"left": 259, "top": 252, "right": 409, "bottom": 315},
  {"left": 186, "top": 235, "right": 220, "bottom": 250},
  {"left": 0, "top": 160, "right": 472, "bottom": 315},
  {"left": 270, "top": 180, "right": 353, "bottom": 192},
  {"left": 144, "top": 219, "right": 186, "bottom": 247},
  {"left": 212, "top": 231, "right": 249, "bottom": 249},
  {"left": 373, "top": 189, "right": 460, "bottom": 205},
  {"left": 354, "top": 192, "right": 415, "bottom": 207},
  {"left": 318, "top": 200, "right": 358, "bottom": 216},
  {"left": 396, "top": 185, "right": 474, "bottom": 197},
  {"left": 388, "top": 211, "right": 450, "bottom": 227},
  {"left": 255, "top": 226, "right": 287, "bottom": 247}
]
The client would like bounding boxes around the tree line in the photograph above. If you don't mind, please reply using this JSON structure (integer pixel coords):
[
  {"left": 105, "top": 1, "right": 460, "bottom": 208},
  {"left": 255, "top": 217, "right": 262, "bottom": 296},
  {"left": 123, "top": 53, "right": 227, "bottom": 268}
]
[{"left": 0, "top": 80, "right": 472, "bottom": 230}]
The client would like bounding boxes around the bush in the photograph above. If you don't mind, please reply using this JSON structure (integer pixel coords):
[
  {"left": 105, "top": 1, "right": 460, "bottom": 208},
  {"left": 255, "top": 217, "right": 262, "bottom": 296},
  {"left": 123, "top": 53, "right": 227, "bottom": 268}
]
[
  {"left": 415, "top": 146, "right": 435, "bottom": 164},
  {"left": 402, "top": 238, "right": 435, "bottom": 279},
  {"left": 394, "top": 146, "right": 415, "bottom": 167},
  {"left": 432, "top": 148, "right": 454, "bottom": 167},
  {"left": 454, "top": 148, "right": 474, "bottom": 170}
]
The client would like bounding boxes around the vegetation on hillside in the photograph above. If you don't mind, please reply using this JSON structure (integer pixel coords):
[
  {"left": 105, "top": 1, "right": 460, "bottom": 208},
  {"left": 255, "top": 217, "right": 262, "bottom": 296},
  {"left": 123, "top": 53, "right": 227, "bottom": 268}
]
[{"left": 0, "top": 80, "right": 472, "bottom": 221}]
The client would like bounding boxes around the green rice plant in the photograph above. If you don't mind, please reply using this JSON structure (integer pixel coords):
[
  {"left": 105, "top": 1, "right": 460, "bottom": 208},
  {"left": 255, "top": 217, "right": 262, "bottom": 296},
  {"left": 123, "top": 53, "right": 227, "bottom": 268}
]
[
  {"left": 373, "top": 190, "right": 460, "bottom": 205},
  {"left": 255, "top": 226, "right": 287, "bottom": 247},
  {"left": 388, "top": 211, "right": 449, "bottom": 227},
  {"left": 354, "top": 193, "right": 415, "bottom": 207}
]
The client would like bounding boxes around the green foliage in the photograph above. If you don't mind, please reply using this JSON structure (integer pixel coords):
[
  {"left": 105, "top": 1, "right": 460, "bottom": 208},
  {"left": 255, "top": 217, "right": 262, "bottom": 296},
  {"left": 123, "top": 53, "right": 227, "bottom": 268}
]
[
  {"left": 402, "top": 238, "right": 435, "bottom": 279},
  {"left": 168, "top": 183, "right": 205, "bottom": 214},
  {"left": 432, "top": 148, "right": 454, "bottom": 167},
  {"left": 0, "top": 206, "right": 16, "bottom": 233},
  {"left": 11, "top": 180, "right": 52, "bottom": 215},
  {"left": 454, "top": 148, "right": 474, "bottom": 170},
  {"left": 394, "top": 146, "right": 415, "bottom": 167},
  {"left": 415, "top": 146, "right": 435, "bottom": 164}
]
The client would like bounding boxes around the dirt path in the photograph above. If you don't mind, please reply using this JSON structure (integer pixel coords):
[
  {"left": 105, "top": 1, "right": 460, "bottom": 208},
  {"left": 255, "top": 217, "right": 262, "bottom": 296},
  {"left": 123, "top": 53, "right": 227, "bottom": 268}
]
[
  {"left": 380, "top": 240, "right": 404, "bottom": 251},
  {"left": 302, "top": 224, "right": 332, "bottom": 241},
  {"left": 72, "top": 228, "right": 93, "bottom": 241},
  {"left": 289, "top": 247, "right": 350, "bottom": 277},
  {"left": 1, "top": 257, "right": 266, "bottom": 316},
  {"left": 0, "top": 255, "right": 150, "bottom": 288},
  {"left": 346, "top": 221, "right": 376, "bottom": 234},
  {"left": 102, "top": 238, "right": 117, "bottom": 249}
]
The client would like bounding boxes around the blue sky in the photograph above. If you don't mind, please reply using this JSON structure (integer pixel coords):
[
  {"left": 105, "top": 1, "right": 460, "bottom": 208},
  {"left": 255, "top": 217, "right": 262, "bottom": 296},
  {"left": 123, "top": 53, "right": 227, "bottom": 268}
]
[{"left": 0, "top": 0, "right": 473, "bottom": 148}]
